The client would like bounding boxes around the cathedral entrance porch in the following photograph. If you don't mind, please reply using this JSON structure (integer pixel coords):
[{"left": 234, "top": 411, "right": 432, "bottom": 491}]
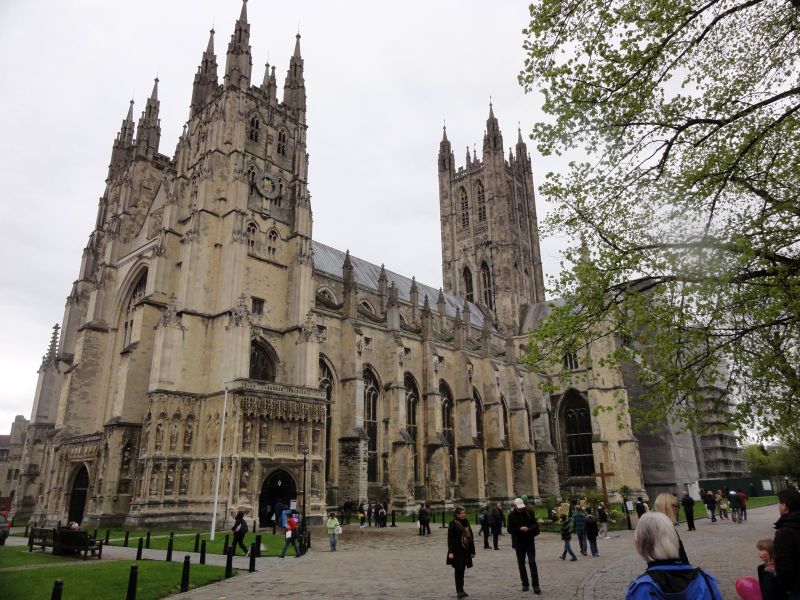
[
  {"left": 258, "top": 468, "right": 296, "bottom": 527},
  {"left": 68, "top": 465, "right": 89, "bottom": 525}
]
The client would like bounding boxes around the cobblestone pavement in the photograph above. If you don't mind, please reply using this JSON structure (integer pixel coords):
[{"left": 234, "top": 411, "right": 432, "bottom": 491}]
[{"left": 6, "top": 505, "right": 779, "bottom": 599}]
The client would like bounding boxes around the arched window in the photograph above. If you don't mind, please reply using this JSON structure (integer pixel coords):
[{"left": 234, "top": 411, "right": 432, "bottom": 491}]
[
  {"left": 440, "top": 381, "right": 456, "bottom": 482},
  {"left": 563, "top": 352, "right": 580, "bottom": 371},
  {"left": 481, "top": 262, "right": 494, "bottom": 310},
  {"left": 246, "top": 222, "right": 258, "bottom": 250},
  {"left": 363, "top": 367, "right": 379, "bottom": 483},
  {"left": 405, "top": 374, "right": 419, "bottom": 483},
  {"left": 246, "top": 166, "right": 257, "bottom": 195},
  {"left": 459, "top": 187, "right": 469, "bottom": 228},
  {"left": 249, "top": 341, "right": 276, "bottom": 381},
  {"left": 267, "top": 229, "right": 279, "bottom": 257},
  {"left": 463, "top": 267, "right": 474, "bottom": 303},
  {"left": 319, "top": 358, "right": 334, "bottom": 486},
  {"left": 122, "top": 271, "right": 147, "bottom": 350},
  {"left": 526, "top": 405, "right": 534, "bottom": 445},
  {"left": 473, "top": 388, "right": 484, "bottom": 448},
  {"left": 562, "top": 391, "right": 595, "bottom": 477},
  {"left": 248, "top": 116, "right": 260, "bottom": 142},
  {"left": 277, "top": 130, "right": 287, "bottom": 156},
  {"left": 500, "top": 396, "right": 510, "bottom": 445},
  {"left": 477, "top": 180, "right": 487, "bottom": 222}
]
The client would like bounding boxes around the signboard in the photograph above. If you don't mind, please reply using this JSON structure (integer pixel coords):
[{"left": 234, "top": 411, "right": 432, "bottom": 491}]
[
  {"left": 626, "top": 500, "right": 634, "bottom": 511},
  {"left": 762, "top": 480, "right": 772, "bottom": 491},
  {"left": 290, "top": 499, "right": 298, "bottom": 510}
]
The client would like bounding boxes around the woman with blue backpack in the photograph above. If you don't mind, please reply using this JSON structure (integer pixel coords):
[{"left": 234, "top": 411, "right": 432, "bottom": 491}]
[{"left": 625, "top": 512, "right": 723, "bottom": 600}]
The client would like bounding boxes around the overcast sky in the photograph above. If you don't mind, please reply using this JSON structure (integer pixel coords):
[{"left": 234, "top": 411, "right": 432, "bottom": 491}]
[{"left": 0, "top": 0, "right": 571, "bottom": 434}]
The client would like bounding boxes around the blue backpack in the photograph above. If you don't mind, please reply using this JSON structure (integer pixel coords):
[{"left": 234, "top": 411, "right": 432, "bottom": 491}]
[{"left": 626, "top": 564, "right": 722, "bottom": 600}]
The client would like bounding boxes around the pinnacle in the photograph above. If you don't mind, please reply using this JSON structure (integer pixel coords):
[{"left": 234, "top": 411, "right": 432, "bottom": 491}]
[{"left": 150, "top": 77, "right": 159, "bottom": 101}]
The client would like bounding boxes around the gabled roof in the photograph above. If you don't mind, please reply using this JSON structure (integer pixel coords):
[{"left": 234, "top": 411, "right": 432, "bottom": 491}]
[{"left": 312, "top": 240, "right": 488, "bottom": 329}]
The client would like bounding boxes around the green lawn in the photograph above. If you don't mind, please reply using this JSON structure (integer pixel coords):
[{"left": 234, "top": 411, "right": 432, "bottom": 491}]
[
  {"left": 0, "top": 559, "right": 227, "bottom": 600},
  {"left": 110, "top": 530, "right": 292, "bottom": 556},
  {"left": 0, "top": 545, "right": 76, "bottom": 568}
]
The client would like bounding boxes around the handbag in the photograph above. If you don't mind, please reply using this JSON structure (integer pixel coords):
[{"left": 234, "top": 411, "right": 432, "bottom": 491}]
[
  {"left": 285, "top": 530, "right": 292, "bottom": 539},
  {"left": 334, "top": 525, "right": 342, "bottom": 535}
]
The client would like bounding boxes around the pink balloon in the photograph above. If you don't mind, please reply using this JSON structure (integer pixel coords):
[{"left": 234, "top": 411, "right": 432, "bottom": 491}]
[{"left": 735, "top": 576, "right": 762, "bottom": 600}]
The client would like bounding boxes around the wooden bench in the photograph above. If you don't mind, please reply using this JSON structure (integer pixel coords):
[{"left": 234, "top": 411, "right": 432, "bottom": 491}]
[
  {"left": 28, "top": 527, "right": 55, "bottom": 552},
  {"left": 53, "top": 528, "right": 103, "bottom": 559}
]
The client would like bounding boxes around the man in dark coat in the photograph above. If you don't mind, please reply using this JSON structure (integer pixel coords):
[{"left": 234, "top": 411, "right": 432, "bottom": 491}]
[
  {"left": 508, "top": 497, "right": 541, "bottom": 594},
  {"left": 489, "top": 502, "right": 503, "bottom": 550},
  {"left": 681, "top": 492, "right": 696, "bottom": 531},
  {"left": 774, "top": 487, "right": 800, "bottom": 599},
  {"left": 635, "top": 497, "right": 648, "bottom": 518},
  {"left": 447, "top": 506, "right": 476, "bottom": 599}
]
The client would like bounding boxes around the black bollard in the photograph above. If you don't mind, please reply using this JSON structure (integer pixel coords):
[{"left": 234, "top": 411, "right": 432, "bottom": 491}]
[
  {"left": 193, "top": 532, "right": 200, "bottom": 553},
  {"left": 390, "top": 510, "right": 397, "bottom": 527},
  {"left": 200, "top": 540, "right": 206, "bottom": 565},
  {"left": 253, "top": 518, "right": 257, "bottom": 534},
  {"left": 222, "top": 534, "right": 229, "bottom": 555},
  {"left": 124, "top": 531, "right": 130, "bottom": 547},
  {"left": 126, "top": 564, "right": 138, "bottom": 600},
  {"left": 51, "top": 578, "right": 64, "bottom": 600},
  {"left": 440, "top": 511, "right": 447, "bottom": 528},
  {"left": 166, "top": 535, "right": 174, "bottom": 562},
  {"left": 272, "top": 520, "right": 277, "bottom": 535},
  {"left": 249, "top": 543, "right": 257, "bottom": 572},
  {"left": 136, "top": 537, "right": 143, "bottom": 560},
  {"left": 92, "top": 528, "right": 98, "bottom": 540},
  {"left": 225, "top": 546, "right": 234, "bottom": 578},
  {"left": 105, "top": 529, "right": 111, "bottom": 545},
  {"left": 58, "top": 520, "right": 62, "bottom": 528},
  {"left": 28, "top": 530, "right": 34, "bottom": 552},
  {"left": 24, "top": 523, "right": 29, "bottom": 537},
  {"left": 254, "top": 534, "right": 262, "bottom": 557},
  {"left": 145, "top": 530, "right": 151, "bottom": 549},
  {"left": 180, "top": 555, "right": 191, "bottom": 593}
]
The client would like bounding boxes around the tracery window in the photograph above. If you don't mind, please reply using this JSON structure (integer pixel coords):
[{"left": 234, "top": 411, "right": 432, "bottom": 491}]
[
  {"left": 440, "top": 381, "right": 456, "bottom": 482},
  {"left": 248, "top": 116, "right": 260, "bottom": 142},
  {"left": 474, "top": 388, "right": 484, "bottom": 448},
  {"left": 319, "top": 358, "right": 334, "bottom": 486},
  {"left": 477, "top": 180, "right": 486, "bottom": 222},
  {"left": 363, "top": 367, "right": 380, "bottom": 483},
  {"left": 481, "top": 262, "right": 494, "bottom": 310},
  {"left": 246, "top": 222, "right": 258, "bottom": 250},
  {"left": 563, "top": 392, "right": 595, "bottom": 477},
  {"left": 277, "top": 130, "right": 287, "bottom": 156},
  {"left": 249, "top": 341, "right": 276, "bottom": 381},
  {"left": 267, "top": 229, "right": 278, "bottom": 257},
  {"left": 459, "top": 188, "right": 469, "bottom": 228},
  {"left": 501, "top": 396, "right": 510, "bottom": 445},
  {"left": 405, "top": 374, "right": 420, "bottom": 483},
  {"left": 563, "top": 352, "right": 579, "bottom": 371},
  {"left": 463, "top": 267, "right": 474, "bottom": 303},
  {"left": 122, "top": 272, "right": 147, "bottom": 350}
]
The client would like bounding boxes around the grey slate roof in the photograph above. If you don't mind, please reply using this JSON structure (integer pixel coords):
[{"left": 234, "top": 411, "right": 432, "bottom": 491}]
[{"left": 312, "top": 240, "right": 487, "bottom": 328}]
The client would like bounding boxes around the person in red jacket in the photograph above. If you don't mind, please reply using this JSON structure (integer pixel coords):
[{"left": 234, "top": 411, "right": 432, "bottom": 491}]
[
  {"left": 738, "top": 490, "right": 749, "bottom": 522},
  {"left": 279, "top": 512, "right": 301, "bottom": 558}
]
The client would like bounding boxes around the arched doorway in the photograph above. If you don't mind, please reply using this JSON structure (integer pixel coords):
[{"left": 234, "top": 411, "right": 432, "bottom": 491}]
[
  {"left": 258, "top": 469, "right": 297, "bottom": 527},
  {"left": 68, "top": 465, "right": 89, "bottom": 525}
]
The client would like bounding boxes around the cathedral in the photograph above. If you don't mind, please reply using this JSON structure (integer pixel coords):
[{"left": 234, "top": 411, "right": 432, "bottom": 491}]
[{"left": 10, "top": 1, "right": 657, "bottom": 529}]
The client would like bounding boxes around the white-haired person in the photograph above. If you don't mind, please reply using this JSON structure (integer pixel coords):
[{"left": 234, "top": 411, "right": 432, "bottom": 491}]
[{"left": 625, "top": 512, "right": 723, "bottom": 600}]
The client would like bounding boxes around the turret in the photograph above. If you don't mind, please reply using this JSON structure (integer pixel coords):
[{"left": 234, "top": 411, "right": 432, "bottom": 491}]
[
  {"left": 483, "top": 102, "right": 503, "bottom": 155},
  {"left": 135, "top": 78, "right": 161, "bottom": 158},
  {"left": 190, "top": 28, "right": 219, "bottom": 117},
  {"left": 283, "top": 34, "right": 306, "bottom": 116},
  {"left": 108, "top": 99, "right": 135, "bottom": 176},
  {"left": 438, "top": 126, "right": 453, "bottom": 173},
  {"left": 262, "top": 63, "right": 278, "bottom": 103},
  {"left": 224, "top": 0, "right": 252, "bottom": 89}
]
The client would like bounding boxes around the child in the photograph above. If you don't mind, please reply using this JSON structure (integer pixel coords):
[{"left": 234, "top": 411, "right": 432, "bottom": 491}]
[
  {"left": 559, "top": 513, "right": 577, "bottom": 561},
  {"left": 756, "top": 538, "right": 778, "bottom": 600}
]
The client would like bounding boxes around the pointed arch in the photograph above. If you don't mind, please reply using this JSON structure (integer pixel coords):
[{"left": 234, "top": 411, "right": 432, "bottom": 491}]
[
  {"left": 559, "top": 389, "right": 595, "bottom": 477},
  {"left": 363, "top": 365, "right": 381, "bottom": 483},
  {"left": 459, "top": 187, "right": 469, "bottom": 228},
  {"left": 249, "top": 339, "right": 278, "bottom": 381},
  {"left": 277, "top": 129, "right": 288, "bottom": 156},
  {"left": 68, "top": 464, "right": 90, "bottom": 524},
  {"left": 404, "top": 373, "right": 420, "bottom": 483},
  {"left": 473, "top": 387, "right": 484, "bottom": 448},
  {"left": 463, "top": 266, "right": 474, "bottom": 303},
  {"left": 476, "top": 180, "right": 487, "bottom": 222},
  {"left": 500, "top": 395, "right": 510, "bottom": 446},
  {"left": 480, "top": 261, "right": 494, "bottom": 310},
  {"left": 319, "top": 355, "right": 335, "bottom": 487},
  {"left": 439, "top": 380, "right": 456, "bottom": 482}
]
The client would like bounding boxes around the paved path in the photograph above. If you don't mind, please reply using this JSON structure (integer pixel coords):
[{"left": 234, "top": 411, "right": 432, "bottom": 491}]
[{"left": 5, "top": 506, "right": 778, "bottom": 598}]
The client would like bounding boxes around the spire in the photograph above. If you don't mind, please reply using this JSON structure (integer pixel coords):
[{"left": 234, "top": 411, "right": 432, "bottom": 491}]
[
  {"left": 262, "top": 63, "right": 278, "bottom": 102},
  {"left": 136, "top": 77, "right": 161, "bottom": 157},
  {"left": 108, "top": 99, "right": 135, "bottom": 177},
  {"left": 438, "top": 125, "right": 453, "bottom": 173},
  {"left": 224, "top": 0, "right": 253, "bottom": 89},
  {"left": 40, "top": 324, "right": 60, "bottom": 370},
  {"left": 483, "top": 101, "right": 503, "bottom": 154},
  {"left": 283, "top": 33, "right": 306, "bottom": 115},
  {"left": 191, "top": 28, "right": 219, "bottom": 116}
]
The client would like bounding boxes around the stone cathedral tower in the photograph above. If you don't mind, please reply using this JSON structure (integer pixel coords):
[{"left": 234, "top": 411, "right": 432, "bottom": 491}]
[{"left": 438, "top": 106, "right": 545, "bottom": 333}]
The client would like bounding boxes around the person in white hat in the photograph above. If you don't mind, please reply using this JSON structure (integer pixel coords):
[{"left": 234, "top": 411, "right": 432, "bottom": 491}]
[{"left": 507, "top": 497, "right": 541, "bottom": 594}]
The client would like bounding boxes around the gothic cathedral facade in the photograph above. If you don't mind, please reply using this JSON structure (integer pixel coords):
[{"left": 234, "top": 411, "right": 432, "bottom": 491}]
[{"left": 12, "top": 2, "right": 647, "bottom": 528}]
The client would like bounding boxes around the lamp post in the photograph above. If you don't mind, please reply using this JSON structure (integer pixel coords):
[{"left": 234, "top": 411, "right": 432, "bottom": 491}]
[{"left": 300, "top": 444, "right": 309, "bottom": 535}]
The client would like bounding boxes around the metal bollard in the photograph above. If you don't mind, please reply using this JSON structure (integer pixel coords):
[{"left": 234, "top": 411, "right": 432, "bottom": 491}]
[
  {"left": 272, "top": 520, "right": 277, "bottom": 535},
  {"left": 136, "top": 537, "right": 143, "bottom": 560},
  {"left": 441, "top": 511, "right": 447, "bottom": 528},
  {"left": 200, "top": 539, "right": 206, "bottom": 565},
  {"left": 254, "top": 534, "right": 262, "bottom": 557},
  {"left": 390, "top": 510, "right": 397, "bottom": 527},
  {"left": 222, "top": 534, "right": 229, "bottom": 555},
  {"left": 166, "top": 534, "right": 174, "bottom": 562},
  {"left": 124, "top": 530, "right": 130, "bottom": 547},
  {"left": 145, "top": 530, "right": 151, "bottom": 549},
  {"left": 253, "top": 518, "right": 257, "bottom": 534},
  {"left": 24, "top": 523, "right": 29, "bottom": 537},
  {"left": 180, "top": 555, "right": 191, "bottom": 593},
  {"left": 51, "top": 578, "right": 64, "bottom": 600},
  {"left": 28, "top": 531, "right": 34, "bottom": 552},
  {"left": 126, "top": 564, "right": 138, "bottom": 600},
  {"left": 105, "top": 529, "right": 111, "bottom": 545},
  {"left": 193, "top": 532, "right": 200, "bottom": 553},
  {"left": 224, "top": 546, "right": 234, "bottom": 578},
  {"left": 249, "top": 543, "right": 257, "bottom": 572}
]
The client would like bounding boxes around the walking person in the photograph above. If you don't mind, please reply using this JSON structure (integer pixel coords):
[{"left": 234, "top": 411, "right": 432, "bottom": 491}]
[
  {"left": 705, "top": 491, "right": 717, "bottom": 522},
  {"left": 559, "top": 514, "right": 578, "bottom": 561},
  {"left": 738, "top": 489, "right": 749, "bottom": 521},
  {"left": 508, "top": 497, "right": 542, "bottom": 594},
  {"left": 681, "top": 491, "right": 696, "bottom": 531},
  {"left": 326, "top": 512, "right": 340, "bottom": 552},
  {"left": 598, "top": 502, "right": 610, "bottom": 539},
  {"left": 232, "top": 510, "right": 250, "bottom": 556},
  {"left": 358, "top": 501, "right": 366, "bottom": 528},
  {"left": 728, "top": 487, "right": 741, "bottom": 523},
  {"left": 489, "top": 501, "right": 502, "bottom": 550},
  {"left": 279, "top": 512, "right": 301, "bottom": 558},
  {"left": 478, "top": 505, "right": 490, "bottom": 549},
  {"left": 572, "top": 504, "right": 588, "bottom": 556},
  {"left": 418, "top": 502, "right": 431, "bottom": 535},
  {"left": 585, "top": 507, "right": 600, "bottom": 557},
  {"left": 635, "top": 497, "right": 649, "bottom": 519},
  {"left": 715, "top": 489, "right": 728, "bottom": 519},
  {"left": 773, "top": 487, "right": 800, "bottom": 599},
  {"left": 446, "top": 506, "right": 476, "bottom": 599}
]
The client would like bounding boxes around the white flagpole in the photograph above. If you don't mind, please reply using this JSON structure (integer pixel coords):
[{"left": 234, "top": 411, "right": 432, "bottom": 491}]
[{"left": 210, "top": 385, "right": 228, "bottom": 541}]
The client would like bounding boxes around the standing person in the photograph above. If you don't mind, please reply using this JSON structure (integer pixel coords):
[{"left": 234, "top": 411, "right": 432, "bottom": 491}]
[
  {"left": 446, "top": 506, "right": 476, "bottom": 599},
  {"left": 489, "top": 502, "right": 502, "bottom": 550},
  {"left": 559, "top": 514, "right": 578, "bottom": 561},
  {"left": 681, "top": 492, "right": 696, "bottom": 531},
  {"left": 635, "top": 497, "right": 649, "bottom": 518},
  {"left": 508, "top": 497, "right": 542, "bottom": 594},
  {"left": 358, "top": 501, "right": 366, "bottom": 528},
  {"left": 572, "top": 504, "right": 588, "bottom": 556},
  {"left": 326, "top": 512, "right": 340, "bottom": 552},
  {"left": 738, "top": 489, "right": 749, "bottom": 522},
  {"left": 585, "top": 507, "right": 600, "bottom": 557},
  {"left": 366, "top": 502, "right": 373, "bottom": 527},
  {"left": 419, "top": 502, "right": 431, "bottom": 536},
  {"left": 705, "top": 492, "right": 717, "bottom": 522},
  {"left": 279, "top": 512, "right": 301, "bottom": 558},
  {"left": 728, "top": 487, "right": 741, "bottom": 523},
  {"left": 654, "top": 492, "right": 679, "bottom": 525},
  {"left": 478, "top": 505, "right": 490, "bottom": 549},
  {"left": 773, "top": 487, "right": 800, "bottom": 599},
  {"left": 378, "top": 501, "right": 388, "bottom": 527},
  {"left": 231, "top": 510, "right": 249, "bottom": 556},
  {"left": 716, "top": 489, "right": 728, "bottom": 520},
  {"left": 624, "top": 512, "right": 723, "bottom": 600},
  {"left": 598, "top": 502, "right": 610, "bottom": 539}
]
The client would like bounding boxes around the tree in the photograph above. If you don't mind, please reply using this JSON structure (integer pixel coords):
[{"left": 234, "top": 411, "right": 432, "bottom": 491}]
[
  {"left": 519, "top": 0, "right": 800, "bottom": 440},
  {"left": 744, "top": 442, "right": 800, "bottom": 479}
]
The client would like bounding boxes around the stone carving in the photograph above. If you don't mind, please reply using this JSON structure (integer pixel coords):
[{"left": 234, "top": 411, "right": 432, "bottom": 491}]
[
  {"left": 239, "top": 464, "right": 250, "bottom": 492},
  {"left": 169, "top": 422, "right": 179, "bottom": 451},
  {"left": 154, "top": 423, "right": 163, "bottom": 451},
  {"left": 258, "top": 417, "right": 268, "bottom": 451},
  {"left": 148, "top": 207, "right": 164, "bottom": 239},
  {"left": 239, "top": 397, "right": 326, "bottom": 422},
  {"left": 179, "top": 465, "right": 189, "bottom": 495},
  {"left": 164, "top": 464, "right": 175, "bottom": 495},
  {"left": 183, "top": 419, "right": 194, "bottom": 450},
  {"left": 121, "top": 444, "right": 132, "bottom": 474},
  {"left": 243, "top": 419, "right": 252, "bottom": 445},
  {"left": 157, "top": 294, "right": 183, "bottom": 330},
  {"left": 150, "top": 468, "right": 160, "bottom": 496},
  {"left": 227, "top": 294, "right": 251, "bottom": 329},
  {"left": 297, "top": 312, "right": 326, "bottom": 344}
]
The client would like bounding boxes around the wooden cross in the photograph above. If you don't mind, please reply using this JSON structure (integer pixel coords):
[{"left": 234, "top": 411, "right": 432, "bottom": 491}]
[{"left": 592, "top": 462, "right": 615, "bottom": 508}]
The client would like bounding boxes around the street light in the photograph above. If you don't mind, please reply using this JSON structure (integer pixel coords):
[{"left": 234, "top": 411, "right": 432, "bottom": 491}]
[{"left": 300, "top": 444, "right": 309, "bottom": 536}]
